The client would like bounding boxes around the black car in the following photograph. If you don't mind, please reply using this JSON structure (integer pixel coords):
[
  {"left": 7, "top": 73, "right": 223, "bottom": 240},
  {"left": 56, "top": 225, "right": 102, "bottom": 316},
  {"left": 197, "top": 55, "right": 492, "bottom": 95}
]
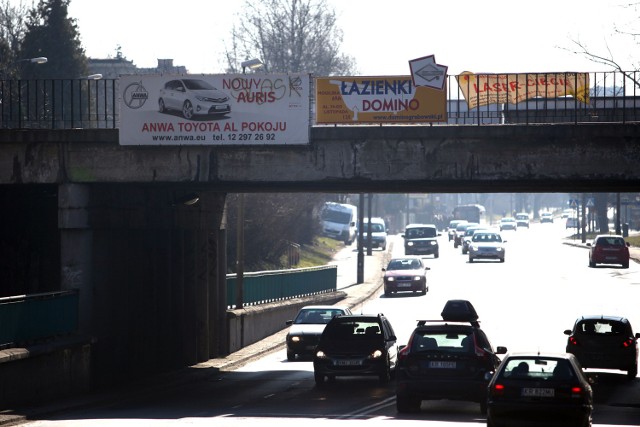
[
  {"left": 487, "top": 352, "right": 593, "bottom": 427},
  {"left": 564, "top": 315, "right": 640, "bottom": 379},
  {"left": 403, "top": 224, "right": 440, "bottom": 257},
  {"left": 395, "top": 300, "right": 507, "bottom": 413},
  {"left": 313, "top": 313, "right": 398, "bottom": 385}
]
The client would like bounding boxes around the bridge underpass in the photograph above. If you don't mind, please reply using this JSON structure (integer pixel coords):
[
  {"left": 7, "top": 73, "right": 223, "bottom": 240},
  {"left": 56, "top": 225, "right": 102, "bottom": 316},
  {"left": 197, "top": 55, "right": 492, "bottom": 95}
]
[{"left": 1, "top": 122, "right": 639, "bottom": 390}]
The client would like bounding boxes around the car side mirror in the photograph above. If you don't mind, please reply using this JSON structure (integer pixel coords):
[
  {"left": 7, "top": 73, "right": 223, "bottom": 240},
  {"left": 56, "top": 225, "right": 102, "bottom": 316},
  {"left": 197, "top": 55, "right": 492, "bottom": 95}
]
[
  {"left": 586, "top": 243, "right": 592, "bottom": 247},
  {"left": 425, "top": 266, "right": 431, "bottom": 270},
  {"left": 563, "top": 329, "right": 572, "bottom": 335},
  {"left": 635, "top": 333, "right": 640, "bottom": 339},
  {"left": 399, "top": 344, "right": 406, "bottom": 351},
  {"left": 627, "top": 242, "right": 631, "bottom": 247},
  {"left": 401, "top": 234, "right": 405, "bottom": 238},
  {"left": 381, "top": 268, "right": 386, "bottom": 272},
  {"left": 496, "top": 346, "right": 507, "bottom": 354},
  {"left": 286, "top": 320, "right": 293, "bottom": 325}
]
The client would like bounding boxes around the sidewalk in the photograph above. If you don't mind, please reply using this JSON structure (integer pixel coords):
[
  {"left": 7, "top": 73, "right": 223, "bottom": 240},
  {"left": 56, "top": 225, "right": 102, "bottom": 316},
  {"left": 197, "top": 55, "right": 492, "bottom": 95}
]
[
  {"left": 563, "top": 235, "right": 640, "bottom": 264},
  {"left": 0, "top": 244, "right": 392, "bottom": 425}
]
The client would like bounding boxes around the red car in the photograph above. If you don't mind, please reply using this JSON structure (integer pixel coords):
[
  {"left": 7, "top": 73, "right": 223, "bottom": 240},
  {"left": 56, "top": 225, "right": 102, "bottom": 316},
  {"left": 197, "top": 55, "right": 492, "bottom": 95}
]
[
  {"left": 587, "top": 235, "right": 630, "bottom": 268},
  {"left": 382, "top": 256, "right": 429, "bottom": 296}
]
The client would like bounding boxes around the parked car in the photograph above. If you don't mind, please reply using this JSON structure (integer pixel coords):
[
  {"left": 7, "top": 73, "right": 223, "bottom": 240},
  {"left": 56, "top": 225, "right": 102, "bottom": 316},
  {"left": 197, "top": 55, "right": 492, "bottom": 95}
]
[
  {"left": 564, "top": 315, "right": 639, "bottom": 379},
  {"left": 359, "top": 217, "right": 387, "bottom": 250},
  {"left": 487, "top": 352, "right": 593, "bottom": 427},
  {"left": 403, "top": 224, "right": 440, "bottom": 257},
  {"left": 515, "top": 213, "right": 530, "bottom": 228},
  {"left": 468, "top": 231, "right": 506, "bottom": 263},
  {"left": 313, "top": 313, "right": 398, "bottom": 385},
  {"left": 587, "top": 234, "right": 630, "bottom": 268},
  {"left": 158, "top": 78, "right": 231, "bottom": 119},
  {"left": 453, "top": 222, "right": 479, "bottom": 248},
  {"left": 396, "top": 299, "right": 507, "bottom": 414},
  {"left": 499, "top": 217, "right": 517, "bottom": 231},
  {"left": 566, "top": 217, "right": 579, "bottom": 229},
  {"left": 285, "top": 305, "right": 352, "bottom": 361},
  {"left": 447, "top": 219, "right": 467, "bottom": 241},
  {"left": 382, "top": 256, "right": 429, "bottom": 296},
  {"left": 540, "top": 212, "right": 554, "bottom": 223}
]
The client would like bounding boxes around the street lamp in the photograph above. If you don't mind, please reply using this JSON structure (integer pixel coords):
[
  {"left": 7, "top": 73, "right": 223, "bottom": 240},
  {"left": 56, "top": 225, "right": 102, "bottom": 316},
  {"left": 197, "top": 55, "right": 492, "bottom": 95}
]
[
  {"left": 241, "top": 58, "right": 264, "bottom": 74},
  {"left": 17, "top": 57, "right": 47, "bottom": 65}
]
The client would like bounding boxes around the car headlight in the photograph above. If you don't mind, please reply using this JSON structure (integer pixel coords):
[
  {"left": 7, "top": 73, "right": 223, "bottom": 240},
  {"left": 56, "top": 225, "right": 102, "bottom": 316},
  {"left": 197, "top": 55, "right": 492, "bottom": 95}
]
[
  {"left": 316, "top": 350, "right": 327, "bottom": 359},
  {"left": 470, "top": 245, "right": 478, "bottom": 251},
  {"left": 430, "top": 241, "right": 437, "bottom": 246},
  {"left": 386, "top": 277, "right": 395, "bottom": 282},
  {"left": 407, "top": 242, "right": 414, "bottom": 246},
  {"left": 496, "top": 248, "right": 503, "bottom": 252},
  {"left": 413, "top": 276, "right": 423, "bottom": 281},
  {"left": 290, "top": 336, "right": 301, "bottom": 343},
  {"left": 369, "top": 349, "right": 383, "bottom": 359}
]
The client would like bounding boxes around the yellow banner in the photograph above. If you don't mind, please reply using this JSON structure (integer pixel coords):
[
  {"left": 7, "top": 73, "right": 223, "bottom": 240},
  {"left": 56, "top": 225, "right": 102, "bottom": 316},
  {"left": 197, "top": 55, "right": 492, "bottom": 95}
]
[
  {"left": 316, "top": 76, "right": 447, "bottom": 124},
  {"left": 456, "top": 72, "right": 590, "bottom": 109}
]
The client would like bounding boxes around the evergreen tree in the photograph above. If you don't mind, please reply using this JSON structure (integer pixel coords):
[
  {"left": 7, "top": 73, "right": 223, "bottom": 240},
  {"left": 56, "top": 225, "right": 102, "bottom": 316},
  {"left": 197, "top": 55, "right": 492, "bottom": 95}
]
[{"left": 19, "top": 0, "right": 87, "bottom": 79}]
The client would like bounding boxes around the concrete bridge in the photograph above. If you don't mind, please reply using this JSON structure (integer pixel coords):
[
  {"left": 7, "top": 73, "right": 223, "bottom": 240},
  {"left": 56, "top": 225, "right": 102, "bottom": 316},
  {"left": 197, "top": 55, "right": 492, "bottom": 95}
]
[{"left": 1, "top": 120, "right": 640, "bottom": 402}]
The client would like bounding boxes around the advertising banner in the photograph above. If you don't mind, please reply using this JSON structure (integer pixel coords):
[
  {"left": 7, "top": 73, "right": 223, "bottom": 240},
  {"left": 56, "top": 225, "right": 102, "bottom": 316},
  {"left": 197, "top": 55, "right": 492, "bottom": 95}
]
[
  {"left": 119, "top": 74, "right": 310, "bottom": 145},
  {"left": 456, "top": 72, "right": 590, "bottom": 109},
  {"left": 316, "top": 76, "right": 447, "bottom": 124}
]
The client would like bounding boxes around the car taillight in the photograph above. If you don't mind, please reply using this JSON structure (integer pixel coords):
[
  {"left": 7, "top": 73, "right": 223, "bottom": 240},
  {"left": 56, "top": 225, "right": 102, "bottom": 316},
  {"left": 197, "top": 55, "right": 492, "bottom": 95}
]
[
  {"left": 622, "top": 338, "right": 635, "bottom": 348},
  {"left": 490, "top": 383, "right": 505, "bottom": 397},
  {"left": 571, "top": 386, "right": 584, "bottom": 398},
  {"left": 568, "top": 336, "right": 579, "bottom": 346}
]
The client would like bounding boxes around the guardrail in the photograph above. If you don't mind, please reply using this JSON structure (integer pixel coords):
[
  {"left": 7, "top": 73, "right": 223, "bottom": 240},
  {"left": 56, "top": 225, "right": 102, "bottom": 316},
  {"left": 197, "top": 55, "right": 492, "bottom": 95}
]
[
  {"left": 226, "top": 265, "right": 337, "bottom": 309},
  {"left": 0, "top": 290, "right": 79, "bottom": 347},
  {"left": 0, "top": 71, "right": 638, "bottom": 129}
]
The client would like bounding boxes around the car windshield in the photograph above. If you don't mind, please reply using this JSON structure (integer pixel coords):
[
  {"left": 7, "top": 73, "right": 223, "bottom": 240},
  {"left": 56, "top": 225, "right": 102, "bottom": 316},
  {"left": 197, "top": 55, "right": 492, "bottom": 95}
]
[
  {"left": 472, "top": 233, "right": 502, "bottom": 242},
  {"left": 502, "top": 357, "right": 574, "bottom": 381},
  {"left": 294, "top": 309, "right": 344, "bottom": 324},
  {"left": 363, "top": 223, "right": 384, "bottom": 232},
  {"left": 406, "top": 227, "right": 436, "bottom": 238},
  {"left": 411, "top": 330, "right": 473, "bottom": 353},
  {"left": 387, "top": 258, "right": 422, "bottom": 270},
  {"left": 501, "top": 218, "right": 515, "bottom": 222},
  {"left": 324, "top": 320, "right": 382, "bottom": 340},
  {"left": 183, "top": 79, "right": 215, "bottom": 90},
  {"left": 516, "top": 215, "right": 527, "bottom": 219}
]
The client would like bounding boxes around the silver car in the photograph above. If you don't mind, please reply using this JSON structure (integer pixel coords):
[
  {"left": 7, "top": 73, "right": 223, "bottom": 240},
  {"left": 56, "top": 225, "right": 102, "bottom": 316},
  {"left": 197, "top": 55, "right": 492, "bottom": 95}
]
[
  {"left": 158, "top": 78, "right": 231, "bottom": 119},
  {"left": 468, "top": 231, "right": 506, "bottom": 263}
]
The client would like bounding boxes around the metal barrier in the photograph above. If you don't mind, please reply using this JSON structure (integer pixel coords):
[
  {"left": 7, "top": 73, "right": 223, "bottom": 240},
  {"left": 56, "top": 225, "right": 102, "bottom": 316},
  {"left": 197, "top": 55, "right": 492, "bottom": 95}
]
[
  {"left": 1, "top": 71, "right": 638, "bottom": 129},
  {"left": 226, "top": 265, "right": 337, "bottom": 308},
  {"left": 0, "top": 290, "right": 79, "bottom": 346}
]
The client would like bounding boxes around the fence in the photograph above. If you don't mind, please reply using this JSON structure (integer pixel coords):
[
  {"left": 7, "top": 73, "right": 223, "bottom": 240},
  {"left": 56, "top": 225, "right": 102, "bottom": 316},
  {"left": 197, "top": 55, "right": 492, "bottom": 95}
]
[
  {"left": 0, "top": 290, "right": 79, "bottom": 347},
  {"left": 1, "top": 71, "right": 639, "bottom": 130},
  {"left": 226, "top": 265, "right": 337, "bottom": 308}
]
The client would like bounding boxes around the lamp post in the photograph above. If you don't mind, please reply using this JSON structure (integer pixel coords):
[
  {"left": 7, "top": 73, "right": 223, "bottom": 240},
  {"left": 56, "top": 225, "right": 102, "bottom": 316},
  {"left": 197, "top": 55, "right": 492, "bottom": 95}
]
[{"left": 235, "top": 59, "right": 264, "bottom": 309}]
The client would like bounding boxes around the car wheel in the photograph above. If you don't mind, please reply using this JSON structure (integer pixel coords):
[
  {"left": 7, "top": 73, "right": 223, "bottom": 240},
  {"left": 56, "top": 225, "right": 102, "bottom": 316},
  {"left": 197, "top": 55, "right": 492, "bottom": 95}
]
[
  {"left": 500, "top": 257, "right": 505, "bottom": 263},
  {"left": 314, "top": 371, "right": 326, "bottom": 386},
  {"left": 421, "top": 287, "right": 427, "bottom": 295},
  {"left": 434, "top": 251, "right": 439, "bottom": 258},
  {"left": 396, "top": 393, "right": 421, "bottom": 413},
  {"left": 623, "top": 262, "right": 629, "bottom": 269},
  {"left": 379, "top": 359, "right": 391, "bottom": 384},
  {"left": 469, "top": 256, "right": 474, "bottom": 263},
  {"left": 158, "top": 98, "right": 166, "bottom": 113},
  {"left": 287, "top": 351, "right": 295, "bottom": 361},
  {"left": 462, "top": 247, "right": 467, "bottom": 254},
  {"left": 182, "top": 100, "right": 194, "bottom": 119},
  {"left": 480, "top": 399, "right": 488, "bottom": 415},
  {"left": 628, "top": 363, "right": 637, "bottom": 379},
  {"left": 589, "top": 259, "right": 596, "bottom": 267}
]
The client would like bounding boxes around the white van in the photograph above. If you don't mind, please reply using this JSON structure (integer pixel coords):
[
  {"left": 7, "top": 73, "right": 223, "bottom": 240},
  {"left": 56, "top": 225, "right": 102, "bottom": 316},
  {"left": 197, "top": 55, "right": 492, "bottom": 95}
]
[
  {"left": 360, "top": 217, "right": 387, "bottom": 250},
  {"left": 321, "top": 202, "right": 358, "bottom": 244}
]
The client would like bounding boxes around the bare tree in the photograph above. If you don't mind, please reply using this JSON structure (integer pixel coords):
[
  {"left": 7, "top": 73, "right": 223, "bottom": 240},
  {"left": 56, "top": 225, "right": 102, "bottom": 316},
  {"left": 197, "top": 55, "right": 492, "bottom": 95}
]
[
  {"left": 224, "top": 0, "right": 356, "bottom": 75},
  {"left": 0, "top": 0, "right": 29, "bottom": 77}
]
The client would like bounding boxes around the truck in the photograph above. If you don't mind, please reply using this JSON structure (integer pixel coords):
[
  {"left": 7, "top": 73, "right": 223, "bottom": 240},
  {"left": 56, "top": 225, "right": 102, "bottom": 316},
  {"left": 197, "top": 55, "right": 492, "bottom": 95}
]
[{"left": 321, "top": 202, "right": 358, "bottom": 244}]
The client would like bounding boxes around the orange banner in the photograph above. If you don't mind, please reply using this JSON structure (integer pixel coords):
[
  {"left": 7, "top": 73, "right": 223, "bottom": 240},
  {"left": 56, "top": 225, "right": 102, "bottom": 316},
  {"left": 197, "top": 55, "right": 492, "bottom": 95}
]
[
  {"left": 316, "top": 76, "right": 447, "bottom": 124},
  {"left": 456, "top": 72, "right": 590, "bottom": 109}
]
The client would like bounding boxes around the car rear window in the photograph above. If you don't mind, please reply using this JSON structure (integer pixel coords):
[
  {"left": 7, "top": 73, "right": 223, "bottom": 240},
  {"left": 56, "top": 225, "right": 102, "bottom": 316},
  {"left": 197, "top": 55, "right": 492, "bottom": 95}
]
[
  {"left": 411, "top": 330, "right": 473, "bottom": 353},
  {"left": 503, "top": 358, "right": 574, "bottom": 380},
  {"left": 577, "top": 320, "right": 628, "bottom": 335},
  {"left": 595, "top": 237, "right": 625, "bottom": 247},
  {"left": 324, "top": 320, "right": 382, "bottom": 339}
]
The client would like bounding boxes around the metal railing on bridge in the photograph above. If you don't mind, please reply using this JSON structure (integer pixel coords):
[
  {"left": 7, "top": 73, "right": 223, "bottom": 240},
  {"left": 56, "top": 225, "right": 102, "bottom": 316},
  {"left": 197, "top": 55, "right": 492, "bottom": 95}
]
[{"left": 1, "top": 71, "right": 639, "bottom": 130}]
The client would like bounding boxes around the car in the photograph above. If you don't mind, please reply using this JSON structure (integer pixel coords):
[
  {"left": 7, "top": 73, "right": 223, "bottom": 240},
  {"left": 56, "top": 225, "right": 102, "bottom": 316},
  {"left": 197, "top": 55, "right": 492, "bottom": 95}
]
[
  {"left": 487, "top": 352, "right": 593, "bottom": 427},
  {"left": 313, "top": 313, "right": 398, "bottom": 385},
  {"left": 468, "top": 231, "right": 506, "bottom": 262},
  {"left": 396, "top": 299, "right": 507, "bottom": 414},
  {"left": 566, "top": 217, "right": 579, "bottom": 229},
  {"left": 562, "top": 208, "right": 574, "bottom": 219},
  {"left": 453, "top": 222, "right": 479, "bottom": 248},
  {"left": 285, "top": 305, "right": 352, "bottom": 361},
  {"left": 587, "top": 234, "right": 630, "bottom": 268},
  {"left": 403, "top": 224, "right": 440, "bottom": 257},
  {"left": 515, "top": 213, "right": 530, "bottom": 228},
  {"left": 461, "top": 226, "right": 488, "bottom": 254},
  {"left": 540, "top": 212, "right": 554, "bottom": 223},
  {"left": 564, "top": 315, "right": 640, "bottom": 379},
  {"left": 158, "top": 78, "right": 231, "bottom": 119},
  {"left": 447, "top": 219, "right": 468, "bottom": 241},
  {"left": 499, "top": 217, "right": 517, "bottom": 231},
  {"left": 382, "top": 256, "right": 429, "bottom": 296},
  {"left": 359, "top": 217, "right": 387, "bottom": 250}
]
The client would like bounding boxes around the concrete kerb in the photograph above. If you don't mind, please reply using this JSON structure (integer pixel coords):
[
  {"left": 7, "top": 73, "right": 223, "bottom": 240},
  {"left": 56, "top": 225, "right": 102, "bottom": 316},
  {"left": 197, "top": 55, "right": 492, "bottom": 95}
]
[{"left": 563, "top": 238, "right": 640, "bottom": 264}]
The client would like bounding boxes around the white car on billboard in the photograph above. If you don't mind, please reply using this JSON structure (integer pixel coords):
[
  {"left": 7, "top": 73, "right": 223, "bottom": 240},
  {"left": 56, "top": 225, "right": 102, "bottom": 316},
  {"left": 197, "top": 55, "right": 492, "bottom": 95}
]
[{"left": 158, "top": 78, "right": 231, "bottom": 119}]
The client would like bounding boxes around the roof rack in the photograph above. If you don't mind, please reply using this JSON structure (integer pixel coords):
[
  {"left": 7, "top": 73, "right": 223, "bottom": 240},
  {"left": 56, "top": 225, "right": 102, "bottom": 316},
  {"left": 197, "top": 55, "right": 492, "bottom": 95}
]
[{"left": 416, "top": 319, "right": 481, "bottom": 327}]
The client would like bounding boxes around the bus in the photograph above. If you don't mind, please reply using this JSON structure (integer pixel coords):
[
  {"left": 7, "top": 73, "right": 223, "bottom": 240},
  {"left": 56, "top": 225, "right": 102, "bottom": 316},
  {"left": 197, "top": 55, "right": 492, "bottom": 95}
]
[{"left": 452, "top": 204, "right": 486, "bottom": 225}]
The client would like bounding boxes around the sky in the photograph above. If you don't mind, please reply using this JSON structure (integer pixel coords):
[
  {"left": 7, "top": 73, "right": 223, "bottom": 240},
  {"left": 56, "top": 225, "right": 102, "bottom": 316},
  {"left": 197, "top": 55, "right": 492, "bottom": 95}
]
[{"left": 21, "top": 0, "right": 640, "bottom": 76}]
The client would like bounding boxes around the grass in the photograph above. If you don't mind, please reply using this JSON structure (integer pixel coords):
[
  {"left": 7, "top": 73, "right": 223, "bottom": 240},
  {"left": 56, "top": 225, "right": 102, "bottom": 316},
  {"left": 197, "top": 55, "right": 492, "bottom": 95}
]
[
  {"left": 567, "top": 231, "right": 640, "bottom": 247},
  {"left": 296, "top": 236, "right": 344, "bottom": 268}
]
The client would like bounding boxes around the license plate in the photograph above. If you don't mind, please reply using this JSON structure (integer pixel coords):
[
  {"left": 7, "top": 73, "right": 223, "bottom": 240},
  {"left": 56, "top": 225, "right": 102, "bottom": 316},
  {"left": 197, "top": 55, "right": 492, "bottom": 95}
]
[
  {"left": 398, "top": 283, "right": 412, "bottom": 288},
  {"left": 429, "top": 361, "right": 456, "bottom": 369},
  {"left": 335, "top": 359, "right": 362, "bottom": 366},
  {"left": 521, "top": 388, "right": 554, "bottom": 397}
]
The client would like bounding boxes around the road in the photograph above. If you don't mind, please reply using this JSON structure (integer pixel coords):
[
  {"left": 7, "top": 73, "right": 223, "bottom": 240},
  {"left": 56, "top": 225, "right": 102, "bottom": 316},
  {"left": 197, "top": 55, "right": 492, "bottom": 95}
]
[{"left": 12, "top": 221, "right": 640, "bottom": 426}]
